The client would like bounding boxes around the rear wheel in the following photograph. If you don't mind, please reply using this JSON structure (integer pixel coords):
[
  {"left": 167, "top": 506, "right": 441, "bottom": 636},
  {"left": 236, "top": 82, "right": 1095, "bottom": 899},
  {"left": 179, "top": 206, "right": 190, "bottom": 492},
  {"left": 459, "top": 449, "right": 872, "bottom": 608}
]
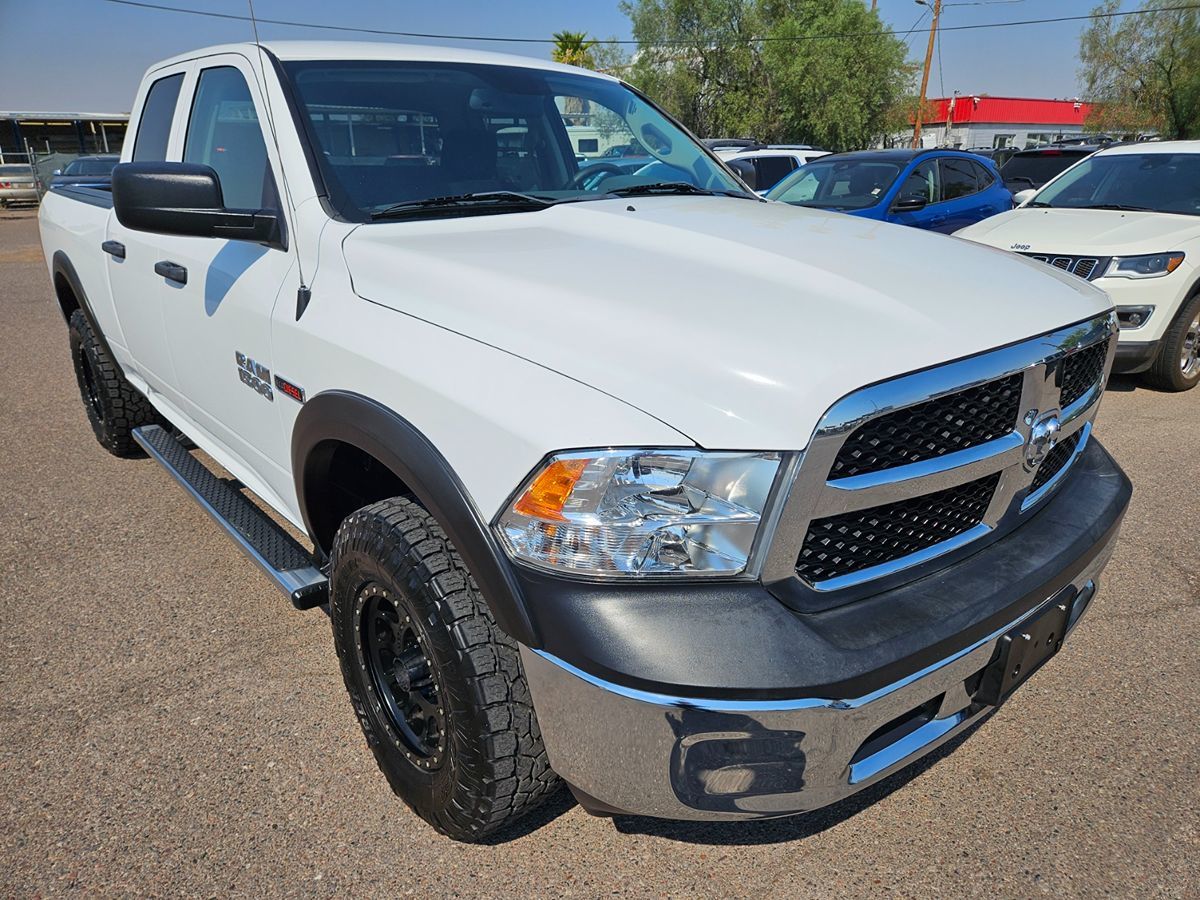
[
  {"left": 1146, "top": 295, "right": 1200, "bottom": 392},
  {"left": 329, "top": 497, "right": 559, "bottom": 841},
  {"left": 68, "top": 309, "right": 166, "bottom": 456}
]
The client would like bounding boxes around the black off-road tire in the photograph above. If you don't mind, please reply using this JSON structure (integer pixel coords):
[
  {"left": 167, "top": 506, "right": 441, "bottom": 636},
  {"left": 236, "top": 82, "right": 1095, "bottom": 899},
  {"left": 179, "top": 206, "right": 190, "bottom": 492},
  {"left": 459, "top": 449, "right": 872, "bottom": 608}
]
[
  {"left": 330, "top": 497, "right": 560, "bottom": 841},
  {"left": 68, "top": 309, "right": 166, "bottom": 456},
  {"left": 1145, "top": 294, "right": 1200, "bottom": 392}
]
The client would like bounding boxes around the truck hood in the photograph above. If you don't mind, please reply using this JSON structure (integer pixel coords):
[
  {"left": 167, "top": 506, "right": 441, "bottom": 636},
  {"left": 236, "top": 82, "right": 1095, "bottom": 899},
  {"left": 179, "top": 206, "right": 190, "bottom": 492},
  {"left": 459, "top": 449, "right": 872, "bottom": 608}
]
[
  {"left": 343, "top": 196, "right": 1110, "bottom": 450},
  {"left": 957, "top": 207, "right": 1200, "bottom": 256}
]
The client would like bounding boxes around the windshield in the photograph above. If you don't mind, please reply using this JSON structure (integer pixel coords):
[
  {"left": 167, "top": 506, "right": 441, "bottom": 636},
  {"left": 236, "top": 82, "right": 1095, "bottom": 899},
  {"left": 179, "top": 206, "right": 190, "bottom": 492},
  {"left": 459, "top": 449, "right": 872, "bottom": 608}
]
[
  {"left": 1001, "top": 152, "right": 1088, "bottom": 188},
  {"left": 0, "top": 165, "right": 33, "bottom": 176},
  {"left": 766, "top": 158, "right": 901, "bottom": 210},
  {"left": 1033, "top": 152, "right": 1200, "bottom": 215},
  {"left": 64, "top": 158, "right": 118, "bottom": 176},
  {"left": 282, "top": 60, "right": 746, "bottom": 220}
]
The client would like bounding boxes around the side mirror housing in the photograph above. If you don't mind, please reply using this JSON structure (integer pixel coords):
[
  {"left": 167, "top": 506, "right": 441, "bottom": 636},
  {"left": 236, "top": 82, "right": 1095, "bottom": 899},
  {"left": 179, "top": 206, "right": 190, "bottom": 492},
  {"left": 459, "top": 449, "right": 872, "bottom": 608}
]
[
  {"left": 1013, "top": 188, "right": 1037, "bottom": 206},
  {"left": 52, "top": 169, "right": 62, "bottom": 176},
  {"left": 892, "top": 193, "right": 928, "bottom": 213},
  {"left": 112, "top": 161, "right": 285, "bottom": 249},
  {"left": 727, "top": 158, "right": 758, "bottom": 192}
]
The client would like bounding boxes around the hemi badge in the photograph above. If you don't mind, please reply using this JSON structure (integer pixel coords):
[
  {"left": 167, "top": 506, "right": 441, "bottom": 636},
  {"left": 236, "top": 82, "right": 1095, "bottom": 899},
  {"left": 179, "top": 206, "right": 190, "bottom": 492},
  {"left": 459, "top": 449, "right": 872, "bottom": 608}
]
[{"left": 273, "top": 375, "right": 306, "bottom": 404}]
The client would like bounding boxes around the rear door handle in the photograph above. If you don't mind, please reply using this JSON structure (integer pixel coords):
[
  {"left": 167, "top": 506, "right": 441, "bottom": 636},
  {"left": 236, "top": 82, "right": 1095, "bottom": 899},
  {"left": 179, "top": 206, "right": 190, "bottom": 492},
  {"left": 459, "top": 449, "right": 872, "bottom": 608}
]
[
  {"left": 154, "top": 260, "right": 187, "bottom": 285},
  {"left": 101, "top": 240, "right": 125, "bottom": 259}
]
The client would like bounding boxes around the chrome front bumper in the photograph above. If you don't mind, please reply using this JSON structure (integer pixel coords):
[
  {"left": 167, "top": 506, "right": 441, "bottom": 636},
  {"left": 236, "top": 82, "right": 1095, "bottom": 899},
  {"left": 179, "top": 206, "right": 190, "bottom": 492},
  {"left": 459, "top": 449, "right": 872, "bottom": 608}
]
[{"left": 521, "top": 554, "right": 1113, "bottom": 821}]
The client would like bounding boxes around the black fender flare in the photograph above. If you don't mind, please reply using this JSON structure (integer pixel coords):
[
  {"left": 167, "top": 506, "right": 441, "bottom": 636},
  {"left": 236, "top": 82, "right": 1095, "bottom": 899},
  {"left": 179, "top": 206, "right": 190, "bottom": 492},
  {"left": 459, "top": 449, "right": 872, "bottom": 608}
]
[
  {"left": 291, "top": 390, "right": 538, "bottom": 646},
  {"left": 52, "top": 250, "right": 126, "bottom": 378}
]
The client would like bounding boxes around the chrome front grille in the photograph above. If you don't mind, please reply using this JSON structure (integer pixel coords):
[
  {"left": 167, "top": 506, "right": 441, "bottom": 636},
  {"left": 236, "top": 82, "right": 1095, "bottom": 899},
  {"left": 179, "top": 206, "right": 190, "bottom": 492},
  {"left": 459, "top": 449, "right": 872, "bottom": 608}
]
[
  {"left": 759, "top": 312, "right": 1118, "bottom": 610},
  {"left": 1020, "top": 253, "right": 1110, "bottom": 282}
]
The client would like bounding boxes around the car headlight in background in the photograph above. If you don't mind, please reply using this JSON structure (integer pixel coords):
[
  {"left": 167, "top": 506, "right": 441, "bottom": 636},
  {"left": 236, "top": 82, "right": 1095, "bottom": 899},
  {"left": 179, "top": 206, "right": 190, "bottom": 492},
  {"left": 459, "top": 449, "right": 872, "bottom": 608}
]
[
  {"left": 496, "top": 449, "right": 783, "bottom": 577},
  {"left": 1103, "top": 252, "right": 1184, "bottom": 279}
]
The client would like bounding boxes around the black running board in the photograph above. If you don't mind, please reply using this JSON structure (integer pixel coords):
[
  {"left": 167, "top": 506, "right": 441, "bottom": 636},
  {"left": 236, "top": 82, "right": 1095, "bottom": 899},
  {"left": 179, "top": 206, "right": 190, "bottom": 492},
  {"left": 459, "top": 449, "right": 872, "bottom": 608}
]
[{"left": 132, "top": 425, "right": 328, "bottom": 609}]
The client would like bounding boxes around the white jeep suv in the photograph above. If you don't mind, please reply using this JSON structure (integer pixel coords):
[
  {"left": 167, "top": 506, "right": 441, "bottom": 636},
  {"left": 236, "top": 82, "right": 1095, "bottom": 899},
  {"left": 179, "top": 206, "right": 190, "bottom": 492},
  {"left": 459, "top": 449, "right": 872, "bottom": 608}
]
[{"left": 958, "top": 141, "right": 1200, "bottom": 392}]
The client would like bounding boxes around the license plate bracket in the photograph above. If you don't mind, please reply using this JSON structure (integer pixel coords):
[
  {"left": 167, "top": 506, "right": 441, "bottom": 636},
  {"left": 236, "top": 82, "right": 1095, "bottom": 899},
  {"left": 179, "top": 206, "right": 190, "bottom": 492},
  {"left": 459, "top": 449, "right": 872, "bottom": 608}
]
[{"left": 976, "top": 590, "right": 1074, "bottom": 706}]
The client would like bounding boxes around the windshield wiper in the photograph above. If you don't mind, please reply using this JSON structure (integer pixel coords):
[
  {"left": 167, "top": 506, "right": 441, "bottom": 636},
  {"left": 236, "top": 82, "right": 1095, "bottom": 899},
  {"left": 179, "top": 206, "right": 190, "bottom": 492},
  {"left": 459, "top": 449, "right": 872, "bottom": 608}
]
[
  {"left": 1074, "top": 203, "right": 1152, "bottom": 212},
  {"left": 605, "top": 181, "right": 745, "bottom": 199},
  {"left": 1025, "top": 200, "right": 1052, "bottom": 207},
  {"left": 372, "top": 191, "right": 556, "bottom": 220}
]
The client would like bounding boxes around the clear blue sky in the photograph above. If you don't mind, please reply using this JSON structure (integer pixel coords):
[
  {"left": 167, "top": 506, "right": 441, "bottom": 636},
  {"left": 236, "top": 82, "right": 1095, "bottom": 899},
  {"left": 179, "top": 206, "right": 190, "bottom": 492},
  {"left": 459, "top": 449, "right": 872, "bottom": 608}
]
[{"left": 0, "top": 0, "right": 1140, "bottom": 113}]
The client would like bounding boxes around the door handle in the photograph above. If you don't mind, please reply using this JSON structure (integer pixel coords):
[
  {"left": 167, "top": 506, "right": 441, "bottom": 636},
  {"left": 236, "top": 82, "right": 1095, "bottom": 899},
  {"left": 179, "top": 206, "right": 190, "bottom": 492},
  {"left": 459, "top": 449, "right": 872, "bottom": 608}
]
[
  {"left": 101, "top": 240, "right": 125, "bottom": 259},
  {"left": 154, "top": 260, "right": 188, "bottom": 285}
]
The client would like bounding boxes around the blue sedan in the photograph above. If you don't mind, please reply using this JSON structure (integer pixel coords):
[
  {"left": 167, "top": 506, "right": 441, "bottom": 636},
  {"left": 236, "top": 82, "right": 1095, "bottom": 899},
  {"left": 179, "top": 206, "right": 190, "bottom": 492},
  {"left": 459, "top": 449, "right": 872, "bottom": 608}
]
[{"left": 764, "top": 149, "right": 1012, "bottom": 232}]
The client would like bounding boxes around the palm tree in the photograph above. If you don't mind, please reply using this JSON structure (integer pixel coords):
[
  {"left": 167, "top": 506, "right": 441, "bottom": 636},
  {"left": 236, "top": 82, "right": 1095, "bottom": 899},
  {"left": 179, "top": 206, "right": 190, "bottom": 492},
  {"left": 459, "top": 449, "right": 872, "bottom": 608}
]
[
  {"left": 552, "top": 31, "right": 599, "bottom": 124},
  {"left": 551, "top": 31, "right": 598, "bottom": 69}
]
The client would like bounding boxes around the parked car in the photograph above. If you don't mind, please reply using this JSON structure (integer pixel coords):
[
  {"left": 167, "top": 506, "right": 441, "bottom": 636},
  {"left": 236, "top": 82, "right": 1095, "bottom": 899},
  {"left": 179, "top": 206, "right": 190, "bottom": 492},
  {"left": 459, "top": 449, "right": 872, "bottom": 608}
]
[
  {"left": 1000, "top": 146, "right": 1105, "bottom": 195},
  {"left": 968, "top": 146, "right": 1019, "bottom": 170},
  {"left": 40, "top": 41, "right": 1130, "bottom": 840},
  {"left": 0, "top": 163, "right": 41, "bottom": 207},
  {"left": 958, "top": 140, "right": 1200, "bottom": 392},
  {"left": 765, "top": 149, "right": 1011, "bottom": 232},
  {"left": 51, "top": 154, "right": 120, "bottom": 187},
  {"left": 724, "top": 148, "right": 831, "bottom": 192}
]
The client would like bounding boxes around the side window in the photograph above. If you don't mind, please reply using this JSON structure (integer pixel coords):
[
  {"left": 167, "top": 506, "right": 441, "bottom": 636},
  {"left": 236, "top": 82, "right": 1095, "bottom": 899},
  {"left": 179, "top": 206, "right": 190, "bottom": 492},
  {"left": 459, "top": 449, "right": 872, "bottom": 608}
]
[
  {"left": 754, "top": 156, "right": 798, "bottom": 190},
  {"left": 940, "top": 158, "right": 980, "bottom": 200},
  {"left": 971, "top": 160, "right": 995, "bottom": 189},
  {"left": 133, "top": 73, "right": 184, "bottom": 162},
  {"left": 184, "top": 66, "right": 273, "bottom": 210},
  {"left": 898, "top": 159, "right": 940, "bottom": 204}
]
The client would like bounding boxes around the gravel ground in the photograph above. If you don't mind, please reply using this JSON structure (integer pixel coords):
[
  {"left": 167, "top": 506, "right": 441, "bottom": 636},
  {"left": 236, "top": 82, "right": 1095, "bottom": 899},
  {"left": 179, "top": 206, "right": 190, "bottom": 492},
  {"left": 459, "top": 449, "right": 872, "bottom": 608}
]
[{"left": 0, "top": 208, "right": 1197, "bottom": 898}]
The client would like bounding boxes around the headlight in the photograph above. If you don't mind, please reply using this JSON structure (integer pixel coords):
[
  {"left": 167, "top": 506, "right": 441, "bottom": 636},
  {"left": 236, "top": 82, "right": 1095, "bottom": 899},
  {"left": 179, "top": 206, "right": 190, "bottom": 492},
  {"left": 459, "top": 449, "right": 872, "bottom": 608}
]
[
  {"left": 1103, "top": 252, "right": 1184, "bottom": 279},
  {"left": 496, "top": 449, "right": 783, "bottom": 578}
]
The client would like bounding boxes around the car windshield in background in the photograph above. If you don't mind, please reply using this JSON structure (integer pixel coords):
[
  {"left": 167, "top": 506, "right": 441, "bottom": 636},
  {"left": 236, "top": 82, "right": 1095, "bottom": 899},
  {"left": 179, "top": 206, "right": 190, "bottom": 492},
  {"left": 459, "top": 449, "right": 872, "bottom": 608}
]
[
  {"left": 0, "top": 165, "right": 34, "bottom": 176},
  {"left": 766, "top": 159, "right": 901, "bottom": 210},
  {"left": 64, "top": 158, "right": 118, "bottom": 176},
  {"left": 281, "top": 61, "right": 747, "bottom": 220},
  {"left": 1033, "top": 152, "right": 1200, "bottom": 215},
  {"left": 1001, "top": 151, "right": 1088, "bottom": 188}
]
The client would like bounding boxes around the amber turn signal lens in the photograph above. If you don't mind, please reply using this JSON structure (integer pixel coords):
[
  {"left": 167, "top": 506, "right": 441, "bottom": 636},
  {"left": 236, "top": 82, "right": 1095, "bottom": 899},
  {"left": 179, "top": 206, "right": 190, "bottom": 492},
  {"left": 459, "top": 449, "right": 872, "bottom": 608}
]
[{"left": 512, "top": 458, "right": 591, "bottom": 521}]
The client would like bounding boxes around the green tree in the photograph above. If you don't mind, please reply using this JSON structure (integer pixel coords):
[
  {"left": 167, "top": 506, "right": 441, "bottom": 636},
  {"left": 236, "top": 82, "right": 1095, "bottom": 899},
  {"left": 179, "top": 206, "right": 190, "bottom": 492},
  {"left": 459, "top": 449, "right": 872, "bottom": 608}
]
[
  {"left": 1080, "top": 0, "right": 1200, "bottom": 139},
  {"left": 619, "top": 0, "right": 913, "bottom": 150}
]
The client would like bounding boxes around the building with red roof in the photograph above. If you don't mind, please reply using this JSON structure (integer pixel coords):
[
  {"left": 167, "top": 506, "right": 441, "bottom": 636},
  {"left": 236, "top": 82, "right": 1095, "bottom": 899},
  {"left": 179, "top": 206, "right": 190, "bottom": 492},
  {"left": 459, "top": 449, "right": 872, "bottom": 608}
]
[{"left": 908, "top": 95, "right": 1097, "bottom": 151}]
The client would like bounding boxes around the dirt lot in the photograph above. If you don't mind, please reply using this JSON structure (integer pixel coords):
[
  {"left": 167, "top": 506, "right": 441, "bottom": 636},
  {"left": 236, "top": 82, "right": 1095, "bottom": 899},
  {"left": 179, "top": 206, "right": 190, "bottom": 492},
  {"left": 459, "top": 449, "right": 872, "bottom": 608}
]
[{"left": 0, "top": 208, "right": 1197, "bottom": 898}]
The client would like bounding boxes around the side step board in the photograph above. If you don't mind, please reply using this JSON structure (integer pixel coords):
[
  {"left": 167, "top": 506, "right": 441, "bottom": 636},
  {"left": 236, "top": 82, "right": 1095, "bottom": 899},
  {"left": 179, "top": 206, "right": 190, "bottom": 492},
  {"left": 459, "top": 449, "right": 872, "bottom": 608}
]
[{"left": 132, "top": 425, "right": 329, "bottom": 609}]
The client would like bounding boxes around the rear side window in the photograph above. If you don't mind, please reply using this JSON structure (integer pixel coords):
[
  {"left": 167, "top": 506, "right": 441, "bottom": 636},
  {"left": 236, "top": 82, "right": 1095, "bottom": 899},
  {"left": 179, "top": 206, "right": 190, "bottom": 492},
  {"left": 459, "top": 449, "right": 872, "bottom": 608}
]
[
  {"left": 184, "top": 66, "right": 273, "bottom": 210},
  {"left": 940, "top": 157, "right": 980, "bottom": 200},
  {"left": 753, "top": 156, "right": 798, "bottom": 190},
  {"left": 133, "top": 73, "right": 184, "bottom": 162},
  {"left": 971, "top": 160, "right": 995, "bottom": 189}
]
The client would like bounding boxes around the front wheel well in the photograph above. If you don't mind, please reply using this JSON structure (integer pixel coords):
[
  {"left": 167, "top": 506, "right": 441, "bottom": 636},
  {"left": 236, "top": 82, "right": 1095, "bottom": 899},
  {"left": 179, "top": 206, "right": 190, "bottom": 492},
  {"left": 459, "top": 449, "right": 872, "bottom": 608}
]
[
  {"left": 303, "top": 440, "right": 414, "bottom": 554},
  {"left": 53, "top": 271, "right": 81, "bottom": 322}
]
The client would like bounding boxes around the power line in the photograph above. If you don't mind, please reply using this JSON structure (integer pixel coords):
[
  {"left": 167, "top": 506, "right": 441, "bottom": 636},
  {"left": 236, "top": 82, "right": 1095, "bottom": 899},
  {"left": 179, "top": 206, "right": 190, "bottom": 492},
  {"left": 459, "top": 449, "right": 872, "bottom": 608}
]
[{"left": 99, "top": 0, "right": 1200, "bottom": 46}]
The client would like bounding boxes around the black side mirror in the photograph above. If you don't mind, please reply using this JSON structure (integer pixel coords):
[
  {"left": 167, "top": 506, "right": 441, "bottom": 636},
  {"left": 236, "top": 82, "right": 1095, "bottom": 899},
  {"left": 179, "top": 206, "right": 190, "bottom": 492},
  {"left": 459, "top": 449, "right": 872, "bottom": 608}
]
[
  {"left": 727, "top": 158, "right": 758, "bottom": 192},
  {"left": 112, "top": 162, "right": 285, "bottom": 249},
  {"left": 892, "top": 193, "right": 928, "bottom": 212}
]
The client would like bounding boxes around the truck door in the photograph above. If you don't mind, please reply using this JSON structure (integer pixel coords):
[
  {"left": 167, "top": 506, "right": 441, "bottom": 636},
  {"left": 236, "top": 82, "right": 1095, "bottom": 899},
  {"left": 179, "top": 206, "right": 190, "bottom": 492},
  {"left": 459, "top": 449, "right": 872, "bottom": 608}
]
[
  {"left": 106, "top": 68, "right": 189, "bottom": 393},
  {"left": 152, "top": 57, "right": 298, "bottom": 506}
]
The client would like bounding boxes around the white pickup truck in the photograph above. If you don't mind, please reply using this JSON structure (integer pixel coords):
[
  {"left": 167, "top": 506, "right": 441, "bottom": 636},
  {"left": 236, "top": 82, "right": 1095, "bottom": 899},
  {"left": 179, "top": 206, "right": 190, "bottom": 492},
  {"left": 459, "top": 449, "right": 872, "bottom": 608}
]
[{"left": 39, "top": 41, "right": 1131, "bottom": 840}]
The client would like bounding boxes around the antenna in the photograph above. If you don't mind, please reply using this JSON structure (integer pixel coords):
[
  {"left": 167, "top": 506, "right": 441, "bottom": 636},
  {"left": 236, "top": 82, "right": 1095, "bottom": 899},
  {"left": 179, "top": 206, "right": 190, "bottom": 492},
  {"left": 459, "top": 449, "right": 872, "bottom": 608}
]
[{"left": 247, "top": 0, "right": 312, "bottom": 319}]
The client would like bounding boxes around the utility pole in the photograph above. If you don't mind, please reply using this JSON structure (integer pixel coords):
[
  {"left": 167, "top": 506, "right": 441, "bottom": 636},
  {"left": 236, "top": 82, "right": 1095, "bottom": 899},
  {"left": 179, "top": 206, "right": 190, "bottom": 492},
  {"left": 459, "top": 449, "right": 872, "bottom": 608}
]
[
  {"left": 871, "top": 0, "right": 878, "bottom": 10},
  {"left": 912, "top": 0, "right": 942, "bottom": 149}
]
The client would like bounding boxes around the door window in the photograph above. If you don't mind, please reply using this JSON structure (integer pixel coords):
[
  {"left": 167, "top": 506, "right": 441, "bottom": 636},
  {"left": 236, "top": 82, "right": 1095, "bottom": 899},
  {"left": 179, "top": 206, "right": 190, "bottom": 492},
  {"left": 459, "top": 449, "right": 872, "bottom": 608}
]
[
  {"left": 133, "top": 73, "right": 184, "bottom": 162},
  {"left": 184, "top": 66, "right": 274, "bottom": 209},
  {"left": 940, "top": 158, "right": 980, "bottom": 200},
  {"left": 897, "top": 159, "right": 940, "bottom": 205}
]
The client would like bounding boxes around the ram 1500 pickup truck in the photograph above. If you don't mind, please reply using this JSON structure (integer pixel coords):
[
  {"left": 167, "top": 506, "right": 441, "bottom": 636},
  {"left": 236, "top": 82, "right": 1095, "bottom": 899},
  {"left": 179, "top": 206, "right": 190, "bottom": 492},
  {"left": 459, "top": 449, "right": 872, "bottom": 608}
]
[{"left": 39, "top": 41, "right": 1131, "bottom": 841}]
